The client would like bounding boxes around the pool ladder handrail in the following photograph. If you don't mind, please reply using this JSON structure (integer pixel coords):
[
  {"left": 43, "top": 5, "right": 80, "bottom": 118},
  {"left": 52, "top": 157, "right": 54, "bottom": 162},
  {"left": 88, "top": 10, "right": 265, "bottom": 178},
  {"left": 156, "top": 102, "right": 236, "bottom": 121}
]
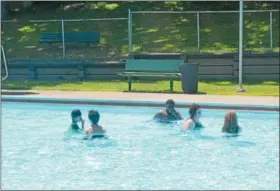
[{"left": 1, "top": 45, "right": 9, "bottom": 81}]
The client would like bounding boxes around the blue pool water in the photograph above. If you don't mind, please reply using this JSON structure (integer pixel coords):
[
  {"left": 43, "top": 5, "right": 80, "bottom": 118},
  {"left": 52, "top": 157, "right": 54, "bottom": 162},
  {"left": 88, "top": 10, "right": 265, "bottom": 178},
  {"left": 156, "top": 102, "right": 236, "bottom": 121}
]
[{"left": 2, "top": 102, "right": 279, "bottom": 190}]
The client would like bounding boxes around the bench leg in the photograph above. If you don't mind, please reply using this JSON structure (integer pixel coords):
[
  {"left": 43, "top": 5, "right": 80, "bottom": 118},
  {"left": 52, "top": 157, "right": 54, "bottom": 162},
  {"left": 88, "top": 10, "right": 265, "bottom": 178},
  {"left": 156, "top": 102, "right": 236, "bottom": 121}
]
[
  {"left": 128, "top": 76, "right": 132, "bottom": 91},
  {"left": 170, "top": 78, "right": 174, "bottom": 92}
]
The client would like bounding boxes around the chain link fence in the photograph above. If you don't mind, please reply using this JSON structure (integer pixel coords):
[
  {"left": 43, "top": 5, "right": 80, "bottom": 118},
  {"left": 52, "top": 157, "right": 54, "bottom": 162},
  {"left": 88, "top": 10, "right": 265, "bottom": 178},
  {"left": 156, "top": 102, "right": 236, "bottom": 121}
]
[
  {"left": 63, "top": 18, "right": 128, "bottom": 61},
  {"left": 1, "top": 10, "right": 279, "bottom": 61},
  {"left": 1, "top": 20, "right": 62, "bottom": 60},
  {"left": 131, "top": 12, "right": 197, "bottom": 53},
  {"left": 272, "top": 11, "right": 279, "bottom": 49},
  {"left": 1, "top": 18, "right": 128, "bottom": 61},
  {"left": 130, "top": 10, "right": 279, "bottom": 53}
]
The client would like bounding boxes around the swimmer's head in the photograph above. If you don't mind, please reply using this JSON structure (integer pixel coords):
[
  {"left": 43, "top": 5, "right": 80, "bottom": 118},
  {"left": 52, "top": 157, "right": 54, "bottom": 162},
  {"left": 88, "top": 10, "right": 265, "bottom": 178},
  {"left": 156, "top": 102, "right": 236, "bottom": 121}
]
[
  {"left": 189, "top": 103, "right": 201, "bottom": 119},
  {"left": 71, "top": 109, "right": 82, "bottom": 123},
  {"left": 166, "top": 99, "right": 175, "bottom": 110},
  {"left": 88, "top": 110, "right": 100, "bottom": 125},
  {"left": 222, "top": 111, "right": 240, "bottom": 134}
]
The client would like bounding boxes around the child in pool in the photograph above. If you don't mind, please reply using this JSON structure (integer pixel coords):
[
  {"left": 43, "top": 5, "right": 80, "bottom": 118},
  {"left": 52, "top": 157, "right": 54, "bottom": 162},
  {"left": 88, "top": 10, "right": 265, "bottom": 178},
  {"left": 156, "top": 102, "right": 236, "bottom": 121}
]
[
  {"left": 84, "top": 110, "right": 107, "bottom": 140},
  {"left": 184, "top": 103, "right": 204, "bottom": 130},
  {"left": 153, "top": 99, "right": 183, "bottom": 123},
  {"left": 69, "top": 109, "right": 85, "bottom": 132},
  {"left": 222, "top": 111, "right": 242, "bottom": 134}
]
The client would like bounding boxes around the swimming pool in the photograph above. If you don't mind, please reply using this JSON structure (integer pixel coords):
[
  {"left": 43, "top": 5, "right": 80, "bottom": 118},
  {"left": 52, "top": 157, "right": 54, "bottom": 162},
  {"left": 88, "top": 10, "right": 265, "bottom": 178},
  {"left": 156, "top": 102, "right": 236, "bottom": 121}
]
[{"left": 2, "top": 102, "right": 279, "bottom": 190}]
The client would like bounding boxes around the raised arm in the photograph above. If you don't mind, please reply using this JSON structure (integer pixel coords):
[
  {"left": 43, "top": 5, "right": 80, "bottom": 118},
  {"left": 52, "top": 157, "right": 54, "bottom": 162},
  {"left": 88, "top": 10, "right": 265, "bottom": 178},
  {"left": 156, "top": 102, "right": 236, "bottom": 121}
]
[
  {"left": 175, "top": 111, "right": 183, "bottom": 120},
  {"left": 81, "top": 118, "right": 85, "bottom": 129}
]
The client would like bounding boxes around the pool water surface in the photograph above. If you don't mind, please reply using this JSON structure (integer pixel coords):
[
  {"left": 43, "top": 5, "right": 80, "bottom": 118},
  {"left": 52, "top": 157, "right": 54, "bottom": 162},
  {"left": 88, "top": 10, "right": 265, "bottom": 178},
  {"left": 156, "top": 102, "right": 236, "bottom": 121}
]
[{"left": 2, "top": 102, "right": 279, "bottom": 190}]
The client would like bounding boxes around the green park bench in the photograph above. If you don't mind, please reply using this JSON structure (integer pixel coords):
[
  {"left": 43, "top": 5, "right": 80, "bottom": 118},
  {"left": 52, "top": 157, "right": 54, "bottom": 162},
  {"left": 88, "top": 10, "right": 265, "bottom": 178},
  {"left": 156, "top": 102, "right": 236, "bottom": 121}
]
[
  {"left": 117, "top": 59, "right": 184, "bottom": 92},
  {"left": 39, "top": 32, "right": 100, "bottom": 45}
]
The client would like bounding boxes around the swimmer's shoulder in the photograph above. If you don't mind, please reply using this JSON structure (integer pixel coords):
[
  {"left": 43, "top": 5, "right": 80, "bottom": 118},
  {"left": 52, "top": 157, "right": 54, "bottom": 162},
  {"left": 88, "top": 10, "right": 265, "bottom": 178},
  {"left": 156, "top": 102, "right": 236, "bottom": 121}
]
[
  {"left": 154, "top": 111, "right": 167, "bottom": 119},
  {"left": 85, "top": 126, "right": 92, "bottom": 135},
  {"left": 184, "top": 119, "right": 195, "bottom": 130},
  {"left": 98, "top": 125, "right": 106, "bottom": 133}
]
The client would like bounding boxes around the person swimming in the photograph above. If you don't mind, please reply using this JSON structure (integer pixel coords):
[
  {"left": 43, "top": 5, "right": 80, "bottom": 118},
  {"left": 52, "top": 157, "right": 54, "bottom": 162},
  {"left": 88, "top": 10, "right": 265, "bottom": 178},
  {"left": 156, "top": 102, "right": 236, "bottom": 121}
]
[
  {"left": 153, "top": 99, "right": 183, "bottom": 123},
  {"left": 222, "top": 111, "right": 242, "bottom": 134},
  {"left": 184, "top": 103, "right": 204, "bottom": 130},
  {"left": 69, "top": 109, "right": 85, "bottom": 132},
  {"left": 84, "top": 110, "right": 107, "bottom": 140}
]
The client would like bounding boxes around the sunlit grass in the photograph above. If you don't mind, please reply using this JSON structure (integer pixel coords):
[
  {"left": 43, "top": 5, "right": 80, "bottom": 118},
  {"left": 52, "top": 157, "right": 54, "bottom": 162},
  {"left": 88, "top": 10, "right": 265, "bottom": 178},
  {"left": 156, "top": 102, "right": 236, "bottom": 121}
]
[{"left": 2, "top": 80, "right": 279, "bottom": 96}]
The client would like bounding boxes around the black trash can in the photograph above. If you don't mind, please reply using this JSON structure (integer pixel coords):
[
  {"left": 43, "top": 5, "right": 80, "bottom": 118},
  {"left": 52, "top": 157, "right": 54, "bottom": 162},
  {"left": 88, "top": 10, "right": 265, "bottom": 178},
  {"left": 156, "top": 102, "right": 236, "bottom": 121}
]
[{"left": 179, "top": 63, "right": 199, "bottom": 94}]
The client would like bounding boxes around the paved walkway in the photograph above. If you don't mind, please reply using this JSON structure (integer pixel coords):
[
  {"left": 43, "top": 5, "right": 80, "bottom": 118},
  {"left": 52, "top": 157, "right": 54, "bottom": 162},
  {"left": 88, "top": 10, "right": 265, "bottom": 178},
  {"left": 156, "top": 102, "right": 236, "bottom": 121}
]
[{"left": 2, "top": 90, "right": 279, "bottom": 106}]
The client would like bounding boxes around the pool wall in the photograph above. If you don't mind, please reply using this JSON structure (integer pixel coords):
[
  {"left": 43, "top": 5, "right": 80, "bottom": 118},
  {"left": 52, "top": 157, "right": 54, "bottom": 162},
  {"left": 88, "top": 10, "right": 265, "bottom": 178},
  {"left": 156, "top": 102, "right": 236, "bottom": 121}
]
[
  {"left": 2, "top": 96, "right": 279, "bottom": 112},
  {"left": 5, "top": 52, "right": 280, "bottom": 81}
]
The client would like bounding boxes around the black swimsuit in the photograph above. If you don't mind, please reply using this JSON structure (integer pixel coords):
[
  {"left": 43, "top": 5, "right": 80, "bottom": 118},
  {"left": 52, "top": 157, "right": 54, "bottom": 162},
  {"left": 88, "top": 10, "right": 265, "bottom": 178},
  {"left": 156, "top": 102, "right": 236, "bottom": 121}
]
[
  {"left": 91, "top": 134, "right": 107, "bottom": 140},
  {"left": 70, "top": 123, "right": 81, "bottom": 131},
  {"left": 194, "top": 122, "right": 203, "bottom": 129},
  {"left": 189, "top": 118, "right": 204, "bottom": 129}
]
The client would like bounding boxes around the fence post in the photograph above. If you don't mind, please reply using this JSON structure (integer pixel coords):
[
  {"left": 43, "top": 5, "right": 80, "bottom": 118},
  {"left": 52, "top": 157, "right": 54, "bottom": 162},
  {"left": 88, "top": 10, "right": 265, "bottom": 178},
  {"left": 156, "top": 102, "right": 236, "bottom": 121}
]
[
  {"left": 61, "top": 19, "right": 65, "bottom": 59},
  {"left": 269, "top": 11, "right": 273, "bottom": 51},
  {"left": 78, "top": 62, "right": 85, "bottom": 80},
  {"left": 236, "top": 0, "right": 245, "bottom": 92},
  {"left": 28, "top": 64, "right": 36, "bottom": 80},
  {"left": 128, "top": 9, "right": 132, "bottom": 53},
  {"left": 196, "top": 11, "right": 200, "bottom": 53}
]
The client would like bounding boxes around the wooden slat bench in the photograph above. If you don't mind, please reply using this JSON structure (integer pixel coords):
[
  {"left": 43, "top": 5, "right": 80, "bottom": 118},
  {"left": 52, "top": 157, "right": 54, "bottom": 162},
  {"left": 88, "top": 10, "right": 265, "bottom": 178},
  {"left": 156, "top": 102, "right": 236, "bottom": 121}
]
[
  {"left": 117, "top": 59, "right": 184, "bottom": 92},
  {"left": 39, "top": 32, "right": 100, "bottom": 45}
]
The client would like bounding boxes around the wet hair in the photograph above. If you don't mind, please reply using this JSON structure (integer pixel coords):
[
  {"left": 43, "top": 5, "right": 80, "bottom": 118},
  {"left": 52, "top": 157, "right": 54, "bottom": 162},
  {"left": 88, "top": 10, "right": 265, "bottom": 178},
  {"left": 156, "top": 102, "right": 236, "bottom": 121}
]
[
  {"left": 222, "top": 111, "right": 241, "bottom": 134},
  {"left": 71, "top": 109, "right": 82, "bottom": 122},
  {"left": 189, "top": 103, "right": 200, "bottom": 119},
  {"left": 166, "top": 99, "right": 175, "bottom": 106},
  {"left": 88, "top": 110, "right": 100, "bottom": 125}
]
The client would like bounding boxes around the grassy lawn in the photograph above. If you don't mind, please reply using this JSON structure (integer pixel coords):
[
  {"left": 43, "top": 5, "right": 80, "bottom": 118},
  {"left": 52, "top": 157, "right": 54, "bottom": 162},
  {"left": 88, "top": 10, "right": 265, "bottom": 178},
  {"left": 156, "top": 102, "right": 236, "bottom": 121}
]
[
  {"left": 1, "top": 2, "right": 279, "bottom": 61},
  {"left": 2, "top": 80, "right": 279, "bottom": 96}
]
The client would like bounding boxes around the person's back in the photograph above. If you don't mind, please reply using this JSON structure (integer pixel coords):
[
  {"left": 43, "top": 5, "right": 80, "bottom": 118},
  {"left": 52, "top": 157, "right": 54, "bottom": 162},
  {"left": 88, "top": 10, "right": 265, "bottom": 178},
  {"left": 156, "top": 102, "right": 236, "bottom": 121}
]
[
  {"left": 222, "top": 111, "right": 242, "bottom": 134},
  {"left": 84, "top": 109, "right": 107, "bottom": 140},
  {"left": 184, "top": 103, "right": 204, "bottom": 130}
]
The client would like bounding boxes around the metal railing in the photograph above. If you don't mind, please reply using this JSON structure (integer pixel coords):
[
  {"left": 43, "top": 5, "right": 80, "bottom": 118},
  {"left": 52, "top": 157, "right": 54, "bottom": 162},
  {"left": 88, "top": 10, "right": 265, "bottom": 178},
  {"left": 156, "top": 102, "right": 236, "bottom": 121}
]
[{"left": 1, "top": 45, "right": 9, "bottom": 81}]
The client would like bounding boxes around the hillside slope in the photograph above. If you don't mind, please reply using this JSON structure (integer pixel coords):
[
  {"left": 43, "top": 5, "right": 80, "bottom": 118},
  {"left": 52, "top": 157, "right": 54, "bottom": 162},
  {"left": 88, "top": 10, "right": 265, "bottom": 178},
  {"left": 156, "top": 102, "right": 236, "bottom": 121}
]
[{"left": 1, "top": 2, "right": 279, "bottom": 61}]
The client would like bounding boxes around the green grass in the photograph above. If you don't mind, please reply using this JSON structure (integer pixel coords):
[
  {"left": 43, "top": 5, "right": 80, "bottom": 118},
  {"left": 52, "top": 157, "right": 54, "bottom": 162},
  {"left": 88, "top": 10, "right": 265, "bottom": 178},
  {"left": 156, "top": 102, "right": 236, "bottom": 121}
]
[
  {"left": 1, "top": 2, "right": 279, "bottom": 60},
  {"left": 2, "top": 80, "right": 279, "bottom": 96}
]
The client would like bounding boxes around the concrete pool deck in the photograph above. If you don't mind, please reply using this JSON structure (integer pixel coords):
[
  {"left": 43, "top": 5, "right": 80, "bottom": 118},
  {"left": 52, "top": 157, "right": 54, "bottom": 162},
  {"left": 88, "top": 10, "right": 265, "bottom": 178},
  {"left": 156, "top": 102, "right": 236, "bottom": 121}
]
[{"left": 1, "top": 90, "right": 279, "bottom": 111}]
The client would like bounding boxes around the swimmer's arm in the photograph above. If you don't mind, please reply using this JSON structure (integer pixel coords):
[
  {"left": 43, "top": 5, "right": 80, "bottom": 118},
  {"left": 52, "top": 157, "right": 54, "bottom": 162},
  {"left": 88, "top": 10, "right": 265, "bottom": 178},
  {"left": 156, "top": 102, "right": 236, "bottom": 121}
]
[
  {"left": 83, "top": 128, "right": 91, "bottom": 140},
  {"left": 176, "top": 111, "right": 183, "bottom": 120},
  {"left": 81, "top": 118, "right": 85, "bottom": 129},
  {"left": 184, "top": 119, "right": 195, "bottom": 130},
  {"left": 153, "top": 112, "right": 162, "bottom": 120},
  {"left": 168, "top": 109, "right": 182, "bottom": 120}
]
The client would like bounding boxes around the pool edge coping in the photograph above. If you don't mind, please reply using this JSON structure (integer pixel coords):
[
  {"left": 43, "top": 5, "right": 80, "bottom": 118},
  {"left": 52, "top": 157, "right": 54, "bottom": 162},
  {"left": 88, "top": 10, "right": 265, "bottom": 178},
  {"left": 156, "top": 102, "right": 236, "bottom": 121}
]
[{"left": 1, "top": 96, "right": 279, "bottom": 112}]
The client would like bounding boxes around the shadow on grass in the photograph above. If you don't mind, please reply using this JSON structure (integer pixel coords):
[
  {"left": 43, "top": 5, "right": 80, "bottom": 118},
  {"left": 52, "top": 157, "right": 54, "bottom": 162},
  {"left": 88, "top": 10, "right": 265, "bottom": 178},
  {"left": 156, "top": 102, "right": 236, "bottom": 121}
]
[
  {"left": 1, "top": 90, "right": 39, "bottom": 95},
  {"left": 2, "top": 80, "right": 76, "bottom": 90},
  {"left": 200, "top": 80, "right": 279, "bottom": 86},
  {"left": 123, "top": 90, "right": 207, "bottom": 94},
  {"left": 2, "top": 2, "right": 279, "bottom": 60}
]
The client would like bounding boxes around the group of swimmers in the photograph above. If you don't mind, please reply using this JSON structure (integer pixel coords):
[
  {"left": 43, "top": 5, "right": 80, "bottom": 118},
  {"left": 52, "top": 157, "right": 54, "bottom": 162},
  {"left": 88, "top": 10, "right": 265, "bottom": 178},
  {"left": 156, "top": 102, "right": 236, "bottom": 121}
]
[
  {"left": 70, "top": 109, "right": 107, "bottom": 140},
  {"left": 69, "top": 99, "right": 241, "bottom": 140},
  {"left": 154, "top": 99, "right": 241, "bottom": 134}
]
